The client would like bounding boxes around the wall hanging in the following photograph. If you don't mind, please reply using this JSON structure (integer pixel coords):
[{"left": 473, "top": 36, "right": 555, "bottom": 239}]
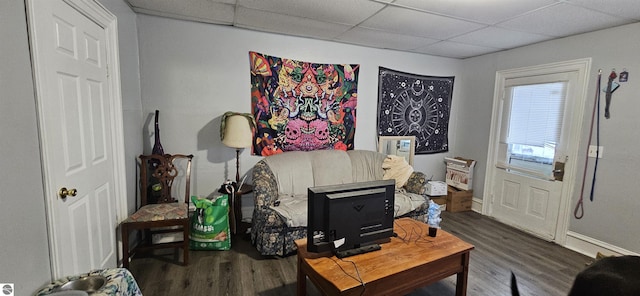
[
  {"left": 249, "top": 51, "right": 359, "bottom": 156},
  {"left": 377, "top": 67, "right": 454, "bottom": 154}
]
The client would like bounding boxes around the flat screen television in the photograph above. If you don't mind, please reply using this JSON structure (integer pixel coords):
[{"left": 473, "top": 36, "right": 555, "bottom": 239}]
[{"left": 307, "top": 179, "right": 395, "bottom": 258}]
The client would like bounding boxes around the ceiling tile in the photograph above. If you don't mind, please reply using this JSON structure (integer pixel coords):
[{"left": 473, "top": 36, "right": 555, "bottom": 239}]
[
  {"left": 451, "top": 27, "right": 552, "bottom": 49},
  {"left": 336, "top": 27, "right": 439, "bottom": 51},
  {"left": 125, "top": 0, "right": 640, "bottom": 59},
  {"left": 393, "top": 0, "right": 558, "bottom": 24},
  {"left": 497, "top": 2, "right": 632, "bottom": 37},
  {"left": 235, "top": 6, "right": 352, "bottom": 40},
  {"left": 128, "top": 0, "right": 235, "bottom": 24},
  {"left": 413, "top": 41, "right": 499, "bottom": 59},
  {"left": 236, "top": 0, "right": 386, "bottom": 25},
  {"left": 360, "top": 6, "right": 485, "bottom": 40},
  {"left": 567, "top": 0, "right": 640, "bottom": 20}
]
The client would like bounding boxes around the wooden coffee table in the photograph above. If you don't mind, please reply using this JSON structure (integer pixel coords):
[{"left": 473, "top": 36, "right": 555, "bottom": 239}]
[{"left": 295, "top": 217, "right": 474, "bottom": 296}]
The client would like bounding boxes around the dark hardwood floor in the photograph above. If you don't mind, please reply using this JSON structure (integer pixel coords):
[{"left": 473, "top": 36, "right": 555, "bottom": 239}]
[{"left": 127, "top": 211, "right": 593, "bottom": 296}]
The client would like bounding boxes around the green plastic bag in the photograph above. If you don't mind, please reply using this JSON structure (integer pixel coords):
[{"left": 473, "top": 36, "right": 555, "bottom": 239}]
[{"left": 190, "top": 195, "right": 231, "bottom": 250}]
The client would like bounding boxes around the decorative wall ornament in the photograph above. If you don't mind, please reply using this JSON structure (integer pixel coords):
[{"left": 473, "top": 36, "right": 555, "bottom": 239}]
[
  {"left": 250, "top": 51, "right": 359, "bottom": 156},
  {"left": 377, "top": 67, "right": 454, "bottom": 154}
]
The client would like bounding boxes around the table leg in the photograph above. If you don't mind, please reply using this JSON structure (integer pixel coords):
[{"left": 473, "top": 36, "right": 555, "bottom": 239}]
[
  {"left": 455, "top": 252, "right": 471, "bottom": 296},
  {"left": 297, "top": 254, "right": 306, "bottom": 296},
  {"left": 229, "top": 191, "right": 237, "bottom": 234}
]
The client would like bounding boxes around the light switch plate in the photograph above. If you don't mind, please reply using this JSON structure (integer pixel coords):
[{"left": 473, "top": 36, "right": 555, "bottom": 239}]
[{"left": 588, "top": 145, "right": 603, "bottom": 158}]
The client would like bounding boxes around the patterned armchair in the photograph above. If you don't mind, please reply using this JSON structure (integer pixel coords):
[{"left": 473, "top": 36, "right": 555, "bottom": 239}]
[{"left": 250, "top": 150, "right": 430, "bottom": 256}]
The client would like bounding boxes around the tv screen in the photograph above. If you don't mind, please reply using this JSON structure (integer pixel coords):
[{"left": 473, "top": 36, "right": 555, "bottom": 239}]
[{"left": 307, "top": 179, "right": 395, "bottom": 257}]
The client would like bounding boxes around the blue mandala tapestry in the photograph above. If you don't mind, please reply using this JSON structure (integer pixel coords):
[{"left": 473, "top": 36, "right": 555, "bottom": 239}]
[
  {"left": 250, "top": 51, "right": 359, "bottom": 156},
  {"left": 377, "top": 67, "right": 454, "bottom": 154}
]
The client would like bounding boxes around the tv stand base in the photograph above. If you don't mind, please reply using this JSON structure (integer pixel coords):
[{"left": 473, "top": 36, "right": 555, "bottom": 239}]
[{"left": 335, "top": 244, "right": 381, "bottom": 258}]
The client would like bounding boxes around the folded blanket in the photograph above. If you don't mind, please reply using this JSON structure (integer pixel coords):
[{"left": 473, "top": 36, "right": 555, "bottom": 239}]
[
  {"left": 382, "top": 155, "right": 414, "bottom": 188},
  {"left": 269, "top": 195, "right": 308, "bottom": 227},
  {"left": 393, "top": 189, "right": 428, "bottom": 217}
]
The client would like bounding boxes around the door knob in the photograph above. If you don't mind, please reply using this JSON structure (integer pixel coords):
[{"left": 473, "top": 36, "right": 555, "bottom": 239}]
[
  {"left": 59, "top": 187, "right": 78, "bottom": 198},
  {"left": 553, "top": 161, "right": 565, "bottom": 181}
]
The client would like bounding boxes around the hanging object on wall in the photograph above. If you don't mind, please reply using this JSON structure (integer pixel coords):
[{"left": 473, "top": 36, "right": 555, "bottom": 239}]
[
  {"left": 575, "top": 69, "right": 603, "bottom": 219},
  {"left": 603, "top": 69, "right": 619, "bottom": 119},
  {"left": 377, "top": 67, "right": 454, "bottom": 154},
  {"left": 249, "top": 51, "right": 359, "bottom": 156},
  {"left": 619, "top": 68, "right": 629, "bottom": 82}
]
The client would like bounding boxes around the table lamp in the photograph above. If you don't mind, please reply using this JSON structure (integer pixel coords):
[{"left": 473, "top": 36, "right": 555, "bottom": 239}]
[{"left": 220, "top": 112, "right": 255, "bottom": 184}]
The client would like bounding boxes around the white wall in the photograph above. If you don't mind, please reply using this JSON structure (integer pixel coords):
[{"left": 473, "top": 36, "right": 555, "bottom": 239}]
[
  {"left": 459, "top": 22, "right": 640, "bottom": 254},
  {"left": 0, "top": 0, "right": 52, "bottom": 293},
  {"left": 136, "top": 15, "right": 464, "bottom": 198}
]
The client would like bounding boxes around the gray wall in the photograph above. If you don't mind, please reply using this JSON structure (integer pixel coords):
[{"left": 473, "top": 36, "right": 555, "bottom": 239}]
[
  {"left": 128, "top": 3, "right": 640, "bottom": 257},
  {"left": 458, "top": 22, "right": 640, "bottom": 253},
  {"left": 135, "top": 14, "right": 463, "bottom": 199},
  {"left": 0, "top": 0, "right": 52, "bottom": 292},
  {"left": 99, "top": 0, "right": 144, "bottom": 218},
  {"left": 0, "top": 0, "right": 141, "bottom": 293},
  {"left": 3, "top": 0, "right": 638, "bottom": 292}
]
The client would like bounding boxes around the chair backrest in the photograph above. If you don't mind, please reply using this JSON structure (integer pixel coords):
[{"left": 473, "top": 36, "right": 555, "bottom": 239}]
[{"left": 139, "top": 154, "right": 193, "bottom": 206}]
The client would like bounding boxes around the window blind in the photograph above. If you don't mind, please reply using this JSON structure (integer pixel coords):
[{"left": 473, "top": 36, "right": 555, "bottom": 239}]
[{"left": 507, "top": 82, "right": 566, "bottom": 147}]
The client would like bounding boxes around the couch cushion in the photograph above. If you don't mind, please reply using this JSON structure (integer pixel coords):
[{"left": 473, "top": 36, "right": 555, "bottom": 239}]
[
  {"left": 394, "top": 191, "right": 427, "bottom": 217},
  {"left": 347, "top": 150, "right": 386, "bottom": 182},
  {"left": 270, "top": 194, "right": 308, "bottom": 227},
  {"left": 264, "top": 150, "right": 354, "bottom": 197},
  {"left": 265, "top": 151, "right": 315, "bottom": 198},
  {"left": 311, "top": 150, "right": 353, "bottom": 186}
]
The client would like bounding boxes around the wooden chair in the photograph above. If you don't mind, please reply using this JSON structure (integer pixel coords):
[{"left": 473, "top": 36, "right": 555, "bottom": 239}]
[{"left": 121, "top": 154, "right": 193, "bottom": 268}]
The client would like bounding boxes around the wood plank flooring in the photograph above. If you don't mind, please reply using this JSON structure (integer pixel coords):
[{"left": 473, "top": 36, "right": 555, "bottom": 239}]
[{"left": 127, "top": 211, "right": 593, "bottom": 296}]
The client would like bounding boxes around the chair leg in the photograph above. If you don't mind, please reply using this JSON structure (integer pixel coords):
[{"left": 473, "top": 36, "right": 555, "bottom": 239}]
[
  {"left": 183, "top": 222, "right": 189, "bottom": 266},
  {"left": 121, "top": 223, "right": 129, "bottom": 269}
]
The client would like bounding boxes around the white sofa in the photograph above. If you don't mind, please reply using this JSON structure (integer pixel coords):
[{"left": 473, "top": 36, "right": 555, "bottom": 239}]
[{"left": 250, "top": 149, "right": 430, "bottom": 256}]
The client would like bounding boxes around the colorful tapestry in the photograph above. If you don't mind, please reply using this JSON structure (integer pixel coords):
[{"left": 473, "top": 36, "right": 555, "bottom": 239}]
[
  {"left": 250, "top": 51, "right": 359, "bottom": 156},
  {"left": 377, "top": 67, "right": 454, "bottom": 154}
]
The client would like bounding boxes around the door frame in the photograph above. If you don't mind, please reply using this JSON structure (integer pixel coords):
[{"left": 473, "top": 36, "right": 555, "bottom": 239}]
[
  {"left": 26, "top": 0, "right": 127, "bottom": 278},
  {"left": 483, "top": 58, "right": 591, "bottom": 245}
]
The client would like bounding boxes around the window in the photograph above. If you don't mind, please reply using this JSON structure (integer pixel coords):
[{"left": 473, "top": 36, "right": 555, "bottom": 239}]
[{"left": 499, "top": 78, "right": 569, "bottom": 178}]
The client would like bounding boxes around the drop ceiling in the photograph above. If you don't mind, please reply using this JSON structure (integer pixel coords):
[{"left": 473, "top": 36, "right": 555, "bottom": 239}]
[{"left": 125, "top": 0, "right": 640, "bottom": 59}]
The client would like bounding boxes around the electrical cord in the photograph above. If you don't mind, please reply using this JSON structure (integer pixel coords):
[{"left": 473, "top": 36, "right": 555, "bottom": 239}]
[
  {"left": 328, "top": 256, "right": 366, "bottom": 295},
  {"left": 393, "top": 219, "right": 435, "bottom": 248},
  {"left": 329, "top": 219, "right": 438, "bottom": 296},
  {"left": 329, "top": 220, "right": 424, "bottom": 295}
]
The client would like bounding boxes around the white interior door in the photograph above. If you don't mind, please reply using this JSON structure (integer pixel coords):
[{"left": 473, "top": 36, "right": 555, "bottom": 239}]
[
  {"left": 486, "top": 60, "right": 590, "bottom": 241},
  {"left": 28, "top": 0, "right": 126, "bottom": 278}
]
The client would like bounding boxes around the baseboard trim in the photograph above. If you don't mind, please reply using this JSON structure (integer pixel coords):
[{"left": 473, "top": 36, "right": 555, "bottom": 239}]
[
  {"left": 565, "top": 231, "right": 639, "bottom": 258},
  {"left": 471, "top": 197, "right": 482, "bottom": 213}
]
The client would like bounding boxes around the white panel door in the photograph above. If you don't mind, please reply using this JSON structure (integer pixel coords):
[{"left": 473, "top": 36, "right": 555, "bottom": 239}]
[
  {"left": 486, "top": 60, "right": 590, "bottom": 242},
  {"left": 492, "top": 167, "right": 563, "bottom": 239},
  {"left": 28, "top": 0, "right": 122, "bottom": 277}
]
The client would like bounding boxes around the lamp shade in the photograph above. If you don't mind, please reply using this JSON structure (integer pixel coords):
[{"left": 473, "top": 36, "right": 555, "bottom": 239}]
[{"left": 221, "top": 113, "right": 254, "bottom": 149}]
